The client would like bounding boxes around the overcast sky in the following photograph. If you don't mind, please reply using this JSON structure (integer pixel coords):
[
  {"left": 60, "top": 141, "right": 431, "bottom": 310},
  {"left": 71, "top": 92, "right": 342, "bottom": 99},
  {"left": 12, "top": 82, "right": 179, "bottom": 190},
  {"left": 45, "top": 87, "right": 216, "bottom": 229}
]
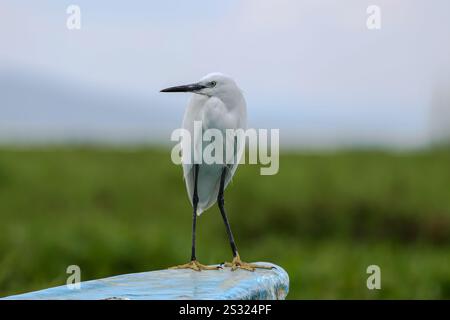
[{"left": 1, "top": 0, "right": 449, "bottom": 147}]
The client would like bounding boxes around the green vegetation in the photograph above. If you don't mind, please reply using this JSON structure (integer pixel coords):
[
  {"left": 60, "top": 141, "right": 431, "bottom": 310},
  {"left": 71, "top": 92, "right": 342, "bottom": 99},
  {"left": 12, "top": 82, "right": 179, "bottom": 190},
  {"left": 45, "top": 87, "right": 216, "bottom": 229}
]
[{"left": 0, "top": 147, "right": 449, "bottom": 299}]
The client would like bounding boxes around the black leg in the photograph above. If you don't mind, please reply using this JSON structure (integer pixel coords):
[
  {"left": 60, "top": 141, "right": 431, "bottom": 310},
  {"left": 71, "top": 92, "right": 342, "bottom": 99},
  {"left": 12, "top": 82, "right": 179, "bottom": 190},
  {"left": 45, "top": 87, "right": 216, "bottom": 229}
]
[
  {"left": 169, "top": 164, "right": 219, "bottom": 271},
  {"left": 217, "top": 166, "right": 238, "bottom": 257},
  {"left": 191, "top": 164, "right": 199, "bottom": 261}
]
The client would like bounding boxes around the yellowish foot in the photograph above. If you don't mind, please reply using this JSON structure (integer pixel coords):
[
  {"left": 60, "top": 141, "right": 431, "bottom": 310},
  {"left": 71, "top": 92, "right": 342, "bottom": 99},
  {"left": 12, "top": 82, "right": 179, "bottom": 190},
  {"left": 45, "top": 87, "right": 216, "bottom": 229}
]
[
  {"left": 223, "top": 253, "right": 273, "bottom": 271},
  {"left": 169, "top": 260, "right": 220, "bottom": 271}
]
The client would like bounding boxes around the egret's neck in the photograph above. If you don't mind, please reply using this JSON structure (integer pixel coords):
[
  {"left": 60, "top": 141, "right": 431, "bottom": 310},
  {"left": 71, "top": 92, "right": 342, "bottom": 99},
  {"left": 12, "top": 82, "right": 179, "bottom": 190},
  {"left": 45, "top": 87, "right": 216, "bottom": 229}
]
[{"left": 214, "top": 88, "right": 245, "bottom": 111}]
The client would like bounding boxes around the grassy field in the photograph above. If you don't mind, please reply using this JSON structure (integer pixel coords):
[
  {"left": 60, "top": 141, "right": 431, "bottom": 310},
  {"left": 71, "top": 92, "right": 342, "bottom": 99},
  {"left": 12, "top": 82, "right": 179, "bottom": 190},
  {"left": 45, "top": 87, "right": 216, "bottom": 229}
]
[{"left": 0, "top": 147, "right": 449, "bottom": 299}]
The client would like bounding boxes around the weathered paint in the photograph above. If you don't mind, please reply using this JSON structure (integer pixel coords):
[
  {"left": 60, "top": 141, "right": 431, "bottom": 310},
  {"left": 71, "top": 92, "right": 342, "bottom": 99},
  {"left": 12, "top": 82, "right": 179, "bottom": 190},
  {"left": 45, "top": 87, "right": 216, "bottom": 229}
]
[{"left": 2, "top": 262, "right": 289, "bottom": 300}]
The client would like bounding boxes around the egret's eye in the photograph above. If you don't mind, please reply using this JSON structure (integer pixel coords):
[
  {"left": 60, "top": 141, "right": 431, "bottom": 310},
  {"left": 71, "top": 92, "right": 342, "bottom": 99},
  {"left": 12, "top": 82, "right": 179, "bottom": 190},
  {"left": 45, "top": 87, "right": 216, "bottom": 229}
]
[{"left": 209, "top": 81, "right": 217, "bottom": 87}]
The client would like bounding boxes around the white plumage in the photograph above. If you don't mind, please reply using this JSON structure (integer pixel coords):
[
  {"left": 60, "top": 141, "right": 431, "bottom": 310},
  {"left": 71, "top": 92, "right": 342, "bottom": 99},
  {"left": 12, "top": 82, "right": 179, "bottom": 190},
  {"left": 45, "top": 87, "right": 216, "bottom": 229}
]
[{"left": 180, "top": 73, "right": 247, "bottom": 214}]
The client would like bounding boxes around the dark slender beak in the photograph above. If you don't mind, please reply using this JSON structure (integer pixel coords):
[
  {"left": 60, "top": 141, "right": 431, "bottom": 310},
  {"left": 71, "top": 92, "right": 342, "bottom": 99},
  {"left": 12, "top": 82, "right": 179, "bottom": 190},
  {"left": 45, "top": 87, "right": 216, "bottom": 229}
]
[{"left": 160, "top": 83, "right": 206, "bottom": 93}]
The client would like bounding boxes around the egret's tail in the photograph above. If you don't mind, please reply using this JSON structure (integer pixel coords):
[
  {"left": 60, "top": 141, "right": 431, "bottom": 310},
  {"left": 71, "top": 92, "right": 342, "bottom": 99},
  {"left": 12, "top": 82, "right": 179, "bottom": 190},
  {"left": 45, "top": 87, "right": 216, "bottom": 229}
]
[
  {"left": 184, "top": 163, "right": 236, "bottom": 216},
  {"left": 195, "top": 180, "right": 220, "bottom": 216}
]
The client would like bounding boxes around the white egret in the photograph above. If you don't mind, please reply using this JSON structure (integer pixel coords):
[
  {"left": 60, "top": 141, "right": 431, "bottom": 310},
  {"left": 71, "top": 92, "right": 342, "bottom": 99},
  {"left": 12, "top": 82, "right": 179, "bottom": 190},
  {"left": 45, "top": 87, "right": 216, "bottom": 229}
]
[{"left": 161, "top": 73, "right": 270, "bottom": 271}]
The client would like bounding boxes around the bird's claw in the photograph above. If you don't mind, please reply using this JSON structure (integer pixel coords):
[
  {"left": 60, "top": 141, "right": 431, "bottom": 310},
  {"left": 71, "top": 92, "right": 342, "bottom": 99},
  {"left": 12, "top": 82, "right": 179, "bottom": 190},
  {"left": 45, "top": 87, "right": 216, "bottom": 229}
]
[
  {"left": 221, "top": 254, "right": 273, "bottom": 272},
  {"left": 169, "top": 260, "right": 221, "bottom": 271}
]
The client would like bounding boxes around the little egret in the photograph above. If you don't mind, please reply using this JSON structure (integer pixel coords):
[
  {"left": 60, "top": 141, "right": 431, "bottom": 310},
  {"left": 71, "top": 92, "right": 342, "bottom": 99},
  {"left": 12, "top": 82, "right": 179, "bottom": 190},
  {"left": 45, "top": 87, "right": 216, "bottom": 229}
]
[{"left": 161, "top": 73, "right": 270, "bottom": 271}]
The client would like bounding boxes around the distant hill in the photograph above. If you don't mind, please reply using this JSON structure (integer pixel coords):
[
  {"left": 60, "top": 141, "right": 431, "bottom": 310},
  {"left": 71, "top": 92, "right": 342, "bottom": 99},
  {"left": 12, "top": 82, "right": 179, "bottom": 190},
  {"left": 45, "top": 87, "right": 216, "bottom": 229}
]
[
  {"left": 429, "top": 77, "right": 450, "bottom": 145},
  {"left": 0, "top": 68, "right": 432, "bottom": 149},
  {"left": 0, "top": 68, "right": 178, "bottom": 144}
]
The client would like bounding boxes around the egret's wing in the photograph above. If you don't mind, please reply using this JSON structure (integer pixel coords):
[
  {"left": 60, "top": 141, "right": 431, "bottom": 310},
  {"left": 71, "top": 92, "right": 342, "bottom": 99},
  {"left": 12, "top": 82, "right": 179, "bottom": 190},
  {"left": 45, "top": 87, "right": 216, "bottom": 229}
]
[
  {"left": 181, "top": 95, "right": 208, "bottom": 207},
  {"left": 223, "top": 135, "right": 245, "bottom": 187},
  {"left": 223, "top": 96, "right": 247, "bottom": 189},
  {"left": 197, "top": 98, "right": 246, "bottom": 214}
]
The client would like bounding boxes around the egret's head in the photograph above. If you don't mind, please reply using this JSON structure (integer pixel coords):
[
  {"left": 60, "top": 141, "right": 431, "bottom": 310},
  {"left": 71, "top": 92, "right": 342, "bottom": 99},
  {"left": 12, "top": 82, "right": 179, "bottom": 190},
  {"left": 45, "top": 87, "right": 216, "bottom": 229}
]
[{"left": 160, "top": 73, "right": 240, "bottom": 99}]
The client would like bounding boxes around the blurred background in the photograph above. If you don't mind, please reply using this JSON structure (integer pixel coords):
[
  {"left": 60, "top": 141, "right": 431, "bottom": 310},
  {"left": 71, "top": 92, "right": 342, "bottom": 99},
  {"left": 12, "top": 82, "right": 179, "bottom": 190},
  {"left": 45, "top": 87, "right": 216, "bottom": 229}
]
[{"left": 1, "top": 0, "right": 450, "bottom": 299}]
